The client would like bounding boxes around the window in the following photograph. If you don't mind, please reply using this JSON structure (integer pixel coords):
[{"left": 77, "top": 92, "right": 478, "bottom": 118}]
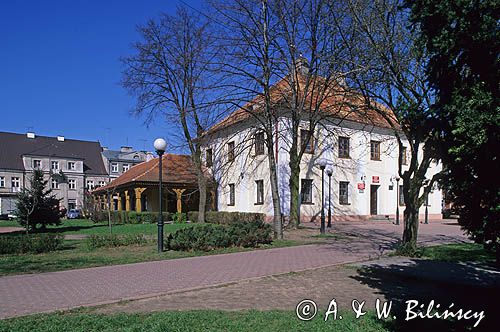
[
  {"left": 0, "top": 176, "right": 5, "bottom": 187},
  {"left": 401, "top": 147, "right": 408, "bottom": 165},
  {"left": 51, "top": 179, "right": 59, "bottom": 189},
  {"left": 111, "top": 163, "right": 118, "bottom": 173},
  {"left": 227, "top": 141, "right": 235, "bottom": 162},
  {"left": 68, "top": 179, "right": 76, "bottom": 190},
  {"left": 11, "top": 177, "right": 20, "bottom": 188},
  {"left": 300, "top": 129, "right": 314, "bottom": 154},
  {"left": 370, "top": 141, "right": 381, "bottom": 160},
  {"left": 51, "top": 161, "right": 59, "bottom": 171},
  {"left": 33, "top": 159, "right": 41, "bottom": 169},
  {"left": 123, "top": 164, "right": 130, "bottom": 172},
  {"left": 99, "top": 181, "right": 106, "bottom": 187},
  {"left": 254, "top": 132, "right": 265, "bottom": 155},
  {"left": 206, "top": 148, "right": 213, "bottom": 167},
  {"left": 86, "top": 180, "right": 95, "bottom": 190},
  {"left": 339, "top": 181, "right": 349, "bottom": 204},
  {"left": 228, "top": 183, "right": 235, "bottom": 206},
  {"left": 338, "top": 137, "right": 350, "bottom": 158},
  {"left": 255, "top": 180, "right": 264, "bottom": 204},
  {"left": 301, "top": 179, "right": 313, "bottom": 204},
  {"left": 68, "top": 162, "right": 76, "bottom": 170},
  {"left": 399, "top": 185, "right": 405, "bottom": 206}
]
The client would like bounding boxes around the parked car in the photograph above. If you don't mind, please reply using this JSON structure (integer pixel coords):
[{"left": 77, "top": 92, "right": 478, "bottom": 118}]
[{"left": 67, "top": 209, "right": 81, "bottom": 219}]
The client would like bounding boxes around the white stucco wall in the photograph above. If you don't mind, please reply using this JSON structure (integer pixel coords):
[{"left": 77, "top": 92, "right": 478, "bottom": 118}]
[{"left": 203, "top": 116, "right": 443, "bottom": 221}]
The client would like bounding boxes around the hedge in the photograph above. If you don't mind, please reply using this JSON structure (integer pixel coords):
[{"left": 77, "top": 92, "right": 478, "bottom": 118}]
[
  {"left": 90, "top": 211, "right": 170, "bottom": 224},
  {"left": 187, "top": 211, "right": 265, "bottom": 224},
  {"left": 166, "top": 219, "right": 272, "bottom": 251},
  {"left": 86, "top": 234, "right": 150, "bottom": 249},
  {"left": 0, "top": 234, "right": 64, "bottom": 255}
]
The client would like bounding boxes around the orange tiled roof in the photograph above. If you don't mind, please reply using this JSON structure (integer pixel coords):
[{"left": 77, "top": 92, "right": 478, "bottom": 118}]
[
  {"left": 93, "top": 154, "right": 200, "bottom": 193},
  {"left": 204, "top": 74, "right": 398, "bottom": 136}
]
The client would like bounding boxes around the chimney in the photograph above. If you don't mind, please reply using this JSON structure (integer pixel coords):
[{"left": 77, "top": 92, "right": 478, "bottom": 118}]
[
  {"left": 295, "top": 56, "right": 309, "bottom": 75},
  {"left": 27, "top": 132, "right": 35, "bottom": 139},
  {"left": 57, "top": 135, "right": 65, "bottom": 142},
  {"left": 120, "top": 146, "right": 133, "bottom": 153}
]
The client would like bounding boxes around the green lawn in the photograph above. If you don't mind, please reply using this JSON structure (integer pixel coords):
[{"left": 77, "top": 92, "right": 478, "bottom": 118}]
[
  {"left": 0, "top": 219, "right": 190, "bottom": 236},
  {"left": 421, "top": 242, "right": 496, "bottom": 264},
  {"left": 0, "top": 310, "right": 390, "bottom": 332}
]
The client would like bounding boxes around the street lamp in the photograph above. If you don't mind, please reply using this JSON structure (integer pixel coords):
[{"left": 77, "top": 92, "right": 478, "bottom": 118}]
[
  {"left": 326, "top": 167, "right": 333, "bottom": 228},
  {"left": 154, "top": 138, "right": 167, "bottom": 253},
  {"left": 395, "top": 175, "right": 401, "bottom": 225},
  {"left": 425, "top": 188, "right": 429, "bottom": 224},
  {"left": 317, "top": 158, "right": 328, "bottom": 234}
]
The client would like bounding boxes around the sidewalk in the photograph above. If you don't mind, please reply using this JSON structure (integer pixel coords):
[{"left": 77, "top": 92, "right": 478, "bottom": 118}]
[{"left": 0, "top": 220, "right": 469, "bottom": 319}]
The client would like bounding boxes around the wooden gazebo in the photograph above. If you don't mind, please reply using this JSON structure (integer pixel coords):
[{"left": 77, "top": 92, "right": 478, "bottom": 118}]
[{"left": 93, "top": 154, "right": 215, "bottom": 214}]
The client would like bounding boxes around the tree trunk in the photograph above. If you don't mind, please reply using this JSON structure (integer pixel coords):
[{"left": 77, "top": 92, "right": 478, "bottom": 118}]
[
  {"left": 267, "top": 137, "right": 283, "bottom": 239},
  {"left": 288, "top": 160, "right": 300, "bottom": 229},
  {"left": 402, "top": 197, "right": 420, "bottom": 249},
  {"left": 197, "top": 174, "right": 207, "bottom": 223}
]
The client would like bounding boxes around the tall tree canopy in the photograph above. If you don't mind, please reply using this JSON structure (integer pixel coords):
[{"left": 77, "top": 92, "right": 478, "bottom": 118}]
[{"left": 407, "top": 0, "right": 500, "bottom": 261}]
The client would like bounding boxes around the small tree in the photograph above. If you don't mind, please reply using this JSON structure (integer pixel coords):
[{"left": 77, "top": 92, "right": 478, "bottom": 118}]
[{"left": 16, "top": 169, "right": 61, "bottom": 232}]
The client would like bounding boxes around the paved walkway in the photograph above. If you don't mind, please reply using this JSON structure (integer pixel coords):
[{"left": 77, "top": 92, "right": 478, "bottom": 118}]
[{"left": 0, "top": 220, "right": 468, "bottom": 319}]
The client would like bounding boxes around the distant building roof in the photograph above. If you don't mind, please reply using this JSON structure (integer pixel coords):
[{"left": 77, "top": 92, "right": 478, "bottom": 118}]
[
  {"left": 93, "top": 154, "right": 205, "bottom": 192},
  {"left": 0, "top": 131, "right": 108, "bottom": 175},
  {"left": 102, "top": 148, "right": 148, "bottom": 162}
]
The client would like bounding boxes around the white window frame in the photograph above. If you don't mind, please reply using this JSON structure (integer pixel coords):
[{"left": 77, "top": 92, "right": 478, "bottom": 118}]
[
  {"left": 123, "top": 164, "right": 130, "bottom": 172},
  {"left": 111, "top": 163, "right": 119, "bottom": 173},
  {"left": 51, "top": 179, "right": 59, "bottom": 189},
  {"left": 68, "top": 161, "right": 76, "bottom": 170},
  {"left": 11, "top": 177, "right": 20, "bottom": 188},
  {"left": 98, "top": 181, "right": 105, "bottom": 187},
  {"left": 86, "top": 180, "right": 95, "bottom": 190},
  {"left": 33, "top": 159, "right": 42, "bottom": 169},
  {"left": 0, "top": 176, "right": 5, "bottom": 187},
  {"left": 51, "top": 161, "right": 59, "bottom": 171},
  {"left": 68, "top": 179, "right": 76, "bottom": 190}
]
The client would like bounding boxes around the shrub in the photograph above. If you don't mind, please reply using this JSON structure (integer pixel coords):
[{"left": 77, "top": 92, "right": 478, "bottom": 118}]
[
  {"left": 165, "top": 220, "right": 272, "bottom": 251},
  {"left": 0, "top": 234, "right": 64, "bottom": 255},
  {"left": 139, "top": 212, "right": 158, "bottom": 223},
  {"left": 187, "top": 211, "right": 199, "bottom": 223},
  {"left": 203, "top": 211, "right": 265, "bottom": 225},
  {"left": 86, "top": 233, "right": 150, "bottom": 249},
  {"left": 172, "top": 212, "right": 186, "bottom": 224}
]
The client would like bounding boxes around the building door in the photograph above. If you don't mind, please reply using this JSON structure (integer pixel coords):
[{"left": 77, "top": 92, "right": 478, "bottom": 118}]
[{"left": 370, "top": 185, "right": 379, "bottom": 215}]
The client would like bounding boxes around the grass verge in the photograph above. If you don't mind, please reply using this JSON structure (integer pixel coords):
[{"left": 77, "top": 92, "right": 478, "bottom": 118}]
[
  {"left": 0, "top": 310, "right": 390, "bottom": 332},
  {"left": 420, "top": 242, "right": 495, "bottom": 264}
]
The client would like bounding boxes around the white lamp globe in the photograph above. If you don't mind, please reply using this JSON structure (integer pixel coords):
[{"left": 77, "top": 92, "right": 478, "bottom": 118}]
[
  {"left": 153, "top": 138, "right": 167, "bottom": 152},
  {"left": 317, "top": 158, "right": 328, "bottom": 168}
]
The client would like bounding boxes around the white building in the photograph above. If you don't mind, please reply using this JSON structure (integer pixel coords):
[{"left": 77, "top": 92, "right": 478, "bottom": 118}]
[{"left": 201, "top": 78, "right": 443, "bottom": 223}]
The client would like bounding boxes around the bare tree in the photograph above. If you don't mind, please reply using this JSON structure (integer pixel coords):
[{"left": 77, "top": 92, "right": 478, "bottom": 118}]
[
  {"left": 208, "top": 0, "right": 288, "bottom": 238},
  {"left": 269, "top": 0, "right": 357, "bottom": 228},
  {"left": 336, "top": 0, "right": 442, "bottom": 249},
  {"left": 122, "top": 6, "right": 224, "bottom": 223}
]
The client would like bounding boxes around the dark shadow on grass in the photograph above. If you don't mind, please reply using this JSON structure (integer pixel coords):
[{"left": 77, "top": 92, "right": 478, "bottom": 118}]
[{"left": 351, "top": 259, "right": 500, "bottom": 331}]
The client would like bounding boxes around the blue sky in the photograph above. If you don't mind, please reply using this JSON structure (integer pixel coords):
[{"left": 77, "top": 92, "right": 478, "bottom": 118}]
[{"left": 0, "top": 0, "right": 202, "bottom": 152}]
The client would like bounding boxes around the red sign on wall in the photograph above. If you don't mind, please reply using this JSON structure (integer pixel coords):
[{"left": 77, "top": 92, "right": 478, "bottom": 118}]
[
  {"left": 372, "top": 176, "right": 380, "bottom": 183},
  {"left": 357, "top": 183, "right": 365, "bottom": 190}
]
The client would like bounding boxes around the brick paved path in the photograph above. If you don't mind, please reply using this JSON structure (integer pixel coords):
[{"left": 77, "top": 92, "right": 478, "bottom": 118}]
[{"left": 0, "top": 220, "right": 468, "bottom": 319}]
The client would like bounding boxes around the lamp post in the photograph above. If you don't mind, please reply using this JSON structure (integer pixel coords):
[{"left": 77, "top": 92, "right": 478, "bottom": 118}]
[
  {"left": 395, "top": 175, "right": 400, "bottom": 225},
  {"left": 154, "top": 138, "right": 167, "bottom": 253},
  {"left": 424, "top": 189, "right": 429, "bottom": 224},
  {"left": 317, "top": 159, "right": 327, "bottom": 234},
  {"left": 326, "top": 167, "right": 333, "bottom": 228}
]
